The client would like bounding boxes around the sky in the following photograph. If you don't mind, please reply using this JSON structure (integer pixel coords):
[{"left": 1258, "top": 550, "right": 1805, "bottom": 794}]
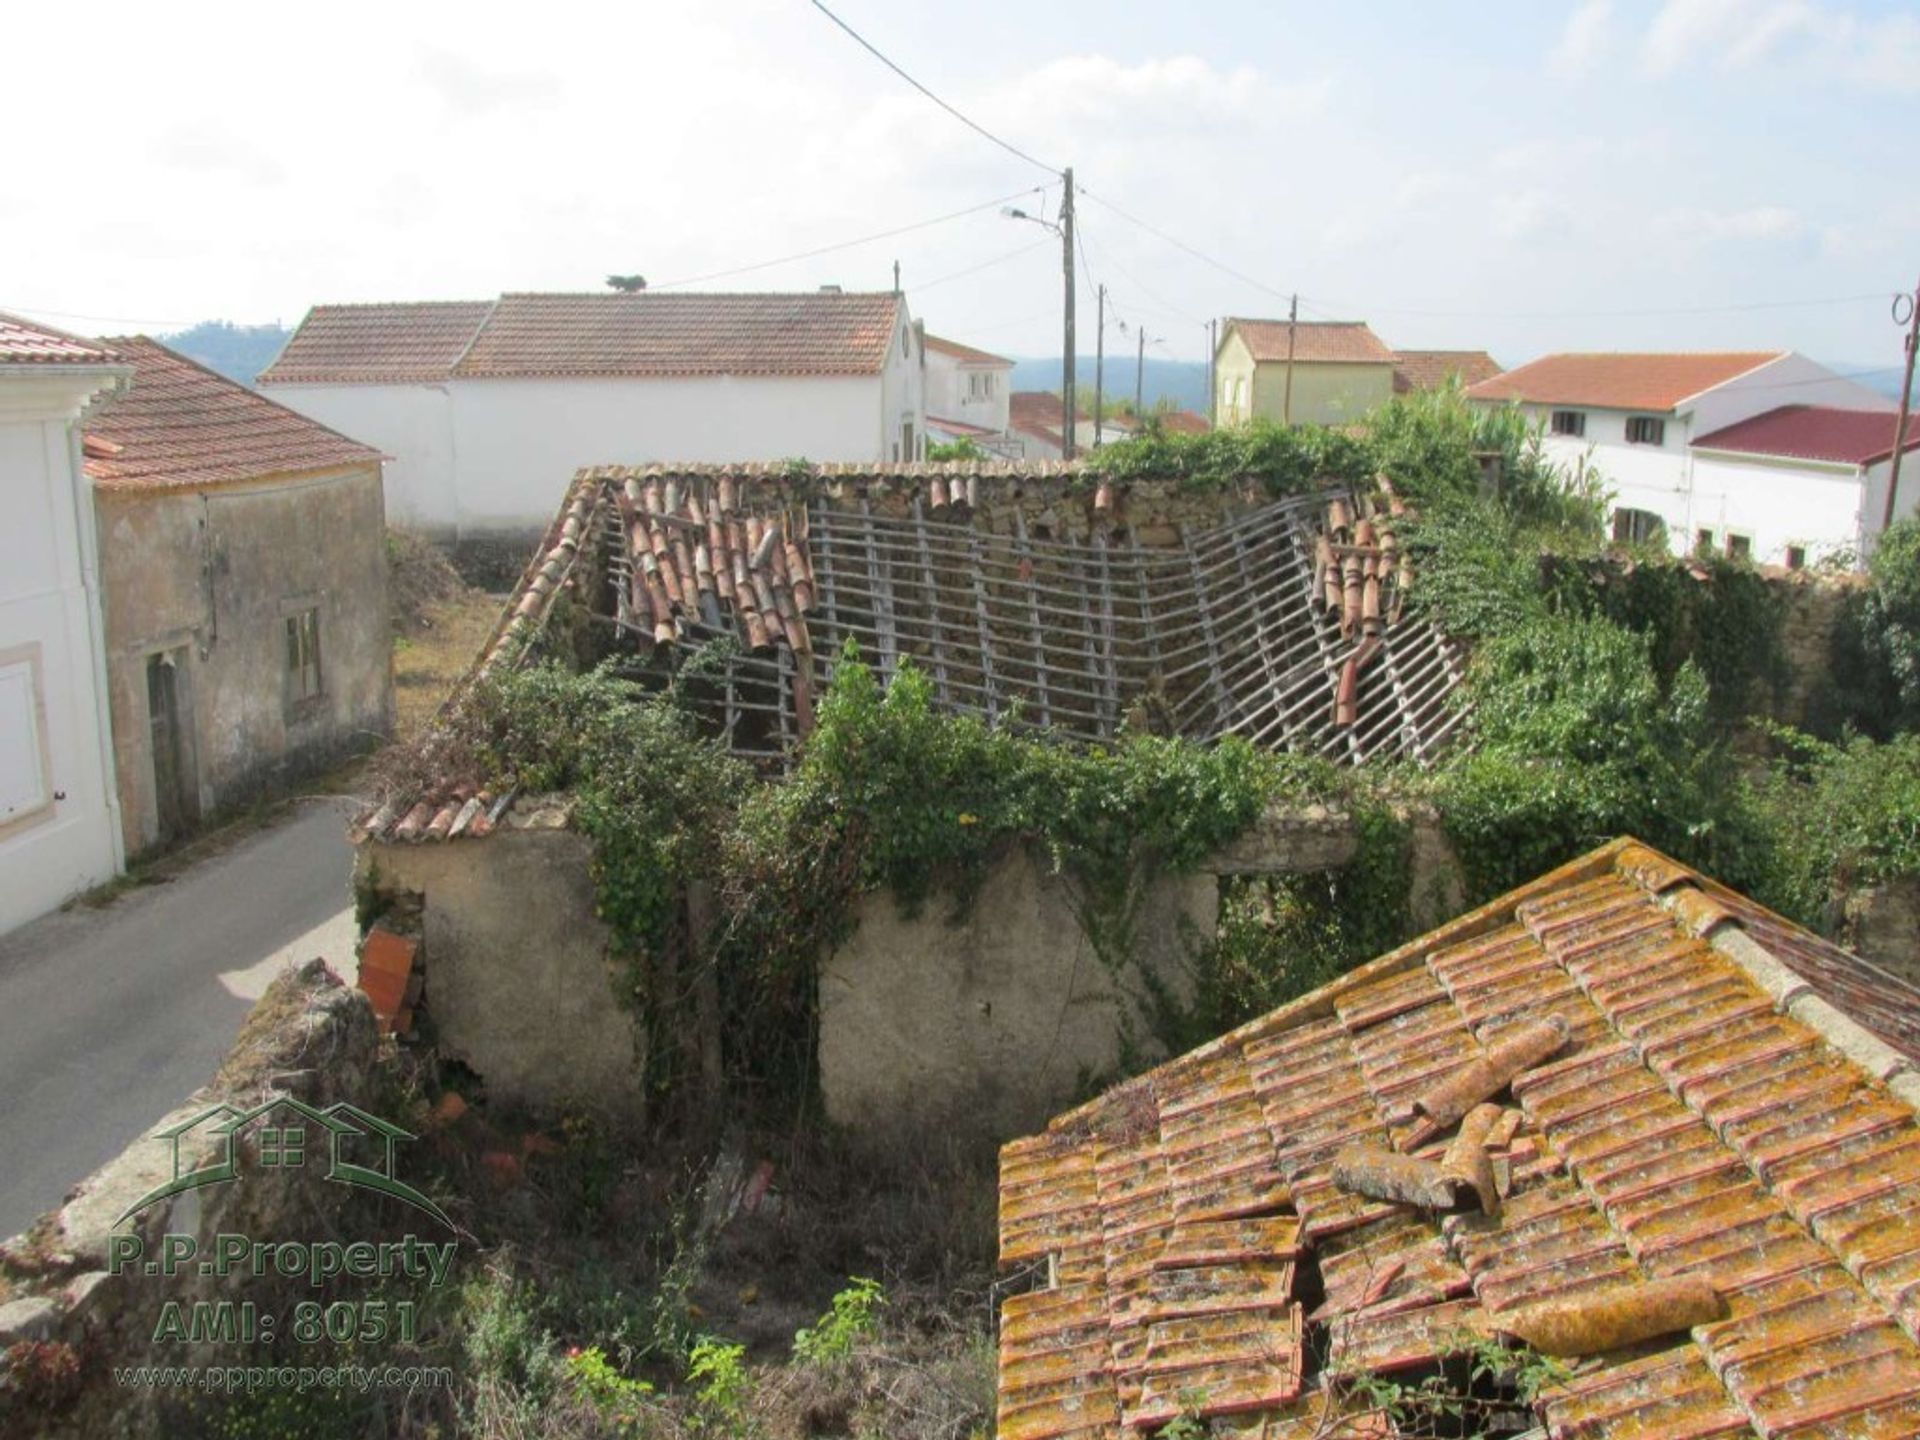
[{"left": 4, "top": 0, "right": 1915, "bottom": 369}]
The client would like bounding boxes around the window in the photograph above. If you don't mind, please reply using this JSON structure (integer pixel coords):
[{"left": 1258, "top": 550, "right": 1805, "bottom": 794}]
[
  {"left": 900, "top": 421, "right": 916, "bottom": 463},
  {"left": 1694, "top": 528, "right": 1717, "bottom": 557},
  {"left": 1785, "top": 545, "right": 1807, "bottom": 571},
  {"left": 1726, "top": 533, "right": 1752, "bottom": 561},
  {"left": 1611, "top": 507, "right": 1665, "bottom": 545},
  {"left": 968, "top": 371, "right": 996, "bottom": 401},
  {"left": 1550, "top": 410, "right": 1586, "bottom": 437},
  {"left": 0, "top": 648, "right": 51, "bottom": 828},
  {"left": 286, "top": 609, "right": 322, "bottom": 702},
  {"left": 1625, "top": 416, "right": 1667, "bottom": 446}
]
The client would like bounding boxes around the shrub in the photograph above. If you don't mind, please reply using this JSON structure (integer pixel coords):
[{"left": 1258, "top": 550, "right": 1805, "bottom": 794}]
[{"left": 793, "top": 1276, "right": 886, "bottom": 1366}]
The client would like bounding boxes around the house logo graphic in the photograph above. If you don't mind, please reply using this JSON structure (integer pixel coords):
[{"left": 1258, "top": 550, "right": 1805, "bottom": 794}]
[{"left": 116, "top": 1097, "right": 452, "bottom": 1230}]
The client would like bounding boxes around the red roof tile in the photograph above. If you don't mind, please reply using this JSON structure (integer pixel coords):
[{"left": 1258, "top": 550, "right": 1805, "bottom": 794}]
[
  {"left": 85, "top": 337, "right": 382, "bottom": 490},
  {"left": 258, "top": 301, "right": 495, "bottom": 385},
  {"left": 1009, "top": 390, "right": 1079, "bottom": 449},
  {"left": 1692, "top": 404, "right": 1920, "bottom": 467},
  {"left": 1468, "top": 352, "right": 1785, "bottom": 412},
  {"left": 1157, "top": 410, "right": 1211, "bottom": 435},
  {"left": 1392, "top": 349, "right": 1503, "bottom": 395},
  {"left": 0, "top": 312, "right": 120, "bottom": 366},
  {"left": 453, "top": 291, "right": 901, "bottom": 379},
  {"left": 925, "top": 333, "right": 1014, "bottom": 367},
  {"left": 1226, "top": 319, "right": 1397, "bottom": 366},
  {"left": 996, "top": 838, "right": 1920, "bottom": 1438}
]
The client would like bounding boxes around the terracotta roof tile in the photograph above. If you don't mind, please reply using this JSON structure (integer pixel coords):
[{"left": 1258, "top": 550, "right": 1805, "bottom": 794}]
[
  {"left": 1692, "top": 404, "right": 1920, "bottom": 466},
  {"left": 994, "top": 837, "right": 1920, "bottom": 1438},
  {"left": 85, "top": 337, "right": 382, "bottom": 490},
  {"left": 925, "top": 333, "right": 1013, "bottom": 366},
  {"left": 1468, "top": 352, "right": 1786, "bottom": 412},
  {"left": 0, "top": 312, "right": 120, "bottom": 365},
  {"left": 1226, "top": 319, "right": 1397, "bottom": 366},
  {"left": 258, "top": 301, "right": 494, "bottom": 385},
  {"left": 452, "top": 291, "right": 900, "bottom": 378},
  {"left": 1392, "top": 349, "right": 1503, "bottom": 395}
]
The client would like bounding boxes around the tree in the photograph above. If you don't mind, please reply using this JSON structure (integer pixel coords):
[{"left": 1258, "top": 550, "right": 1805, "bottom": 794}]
[{"left": 606, "top": 275, "right": 648, "bottom": 293}]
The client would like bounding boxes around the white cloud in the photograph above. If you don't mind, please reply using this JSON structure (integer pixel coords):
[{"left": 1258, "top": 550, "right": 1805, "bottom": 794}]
[
  {"left": 1490, "top": 190, "right": 1574, "bottom": 243},
  {"left": 1551, "top": 0, "right": 1615, "bottom": 76},
  {"left": 1641, "top": 0, "right": 1920, "bottom": 90},
  {"left": 1656, "top": 204, "right": 1805, "bottom": 241}
]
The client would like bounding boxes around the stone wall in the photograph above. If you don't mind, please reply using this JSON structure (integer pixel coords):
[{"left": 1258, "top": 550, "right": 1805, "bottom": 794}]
[
  {"left": 360, "top": 808, "right": 642, "bottom": 1118},
  {"left": 96, "top": 467, "right": 393, "bottom": 858},
  {"left": 1842, "top": 874, "right": 1920, "bottom": 984},
  {"left": 818, "top": 804, "right": 1464, "bottom": 1139},
  {"left": 0, "top": 961, "right": 392, "bottom": 1439},
  {"left": 1766, "top": 568, "right": 1862, "bottom": 732}
]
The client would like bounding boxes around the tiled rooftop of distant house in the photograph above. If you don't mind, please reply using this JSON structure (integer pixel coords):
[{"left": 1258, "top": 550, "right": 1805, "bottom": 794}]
[
  {"left": 1469, "top": 352, "right": 1786, "bottom": 412},
  {"left": 1227, "top": 320, "right": 1398, "bottom": 366},
  {"left": 1392, "top": 349, "right": 1503, "bottom": 395},
  {"left": 262, "top": 291, "right": 904, "bottom": 384},
  {"left": 1693, "top": 404, "right": 1920, "bottom": 467},
  {"left": 995, "top": 837, "right": 1920, "bottom": 1439}
]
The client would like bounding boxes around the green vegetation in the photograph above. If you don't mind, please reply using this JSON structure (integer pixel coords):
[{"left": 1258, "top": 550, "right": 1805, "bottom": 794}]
[
  {"left": 792, "top": 1277, "right": 885, "bottom": 1366},
  {"left": 924, "top": 436, "right": 987, "bottom": 462},
  {"left": 454, "top": 383, "right": 1920, "bottom": 1115}
]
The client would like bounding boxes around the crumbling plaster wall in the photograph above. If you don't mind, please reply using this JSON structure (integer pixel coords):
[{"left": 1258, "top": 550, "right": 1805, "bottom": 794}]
[
  {"left": 818, "top": 805, "right": 1465, "bottom": 1138},
  {"left": 96, "top": 466, "right": 393, "bottom": 857},
  {"left": 361, "top": 816, "right": 643, "bottom": 1116}
]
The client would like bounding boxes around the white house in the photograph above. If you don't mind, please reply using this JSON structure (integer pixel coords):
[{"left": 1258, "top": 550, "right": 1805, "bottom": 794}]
[
  {"left": 0, "top": 315, "right": 130, "bottom": 931},
  {"left": 260, "top": 290, "right": 926, "bottom": 553},
  {"left": 924, "top": 334, "right": 1019, "bottom": 456},
  {"left": 1468, "top": 351, "right": 1895, "bottom": 560},
  {"left": 1686, "top": 406, "right": 1920, "bottom": 567}
]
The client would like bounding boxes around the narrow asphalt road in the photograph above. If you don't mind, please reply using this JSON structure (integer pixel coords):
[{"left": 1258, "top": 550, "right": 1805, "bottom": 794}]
[{"left": 0, "top": 797, "right": 362, "bottom": 1239}]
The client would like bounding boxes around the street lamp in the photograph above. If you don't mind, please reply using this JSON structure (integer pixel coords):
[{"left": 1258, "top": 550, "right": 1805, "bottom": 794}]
[{"left": 1002, "top": 174, "right": 1077, "bottom": 459}]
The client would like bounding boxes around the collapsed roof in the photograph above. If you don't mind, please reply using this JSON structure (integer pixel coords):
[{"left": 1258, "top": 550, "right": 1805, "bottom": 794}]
[
  {"left": 995, "top": 838, "right": 1920, "bottom": 1438},
  {"left": 361, "top": 462, "right": 1466, "bottom": 843}
]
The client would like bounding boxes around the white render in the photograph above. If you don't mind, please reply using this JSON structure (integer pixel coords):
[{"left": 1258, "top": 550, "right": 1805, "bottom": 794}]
[
  {"left": 1491, "top": 353, "right": 1896, "bottom": 564},
  {"left": 924, "top": 342, "right": 1012, "bottom": 435},
  {"left": 266, "top": 304, "right": 925, "bottom": 543},
  {"left": 0, "top": 362, "right": 129, "bottom": 932},
  {"left": 1684, "top": 448, "right": 1919, "bottom": 568}
]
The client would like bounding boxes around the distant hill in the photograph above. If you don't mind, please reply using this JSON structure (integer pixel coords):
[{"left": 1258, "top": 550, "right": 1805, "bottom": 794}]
[
  {"left": 1826, "top": 364, "right": 1909, "bottom": 404},
  {"left": 1010, "top": 357, "right": 1211, "bottom": 415},
  {"left": 157, "top": 321, "right": 293, "bottom": 388}
]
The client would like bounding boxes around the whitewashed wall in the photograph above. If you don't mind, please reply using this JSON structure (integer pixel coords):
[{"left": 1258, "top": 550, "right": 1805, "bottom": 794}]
[
  {"left": 0, "top": 374, "right": 125, "bottom": 932},
  {"left": 263, "top": 383, "right": 457, "bottom": 538},
  {"left": 1687, "top": 452, "right": 1869, "bottom": 565},
  {"left": 925, "top": 350, "right": 1011, "bottom": 434},
  {"left": 448, "top": 374, "right": 889, "bottom": 535}
]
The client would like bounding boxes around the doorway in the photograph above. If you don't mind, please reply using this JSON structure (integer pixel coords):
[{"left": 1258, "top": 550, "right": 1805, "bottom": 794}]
[{"left": 146, "top": 650, "right": 198, "bottom": 844}]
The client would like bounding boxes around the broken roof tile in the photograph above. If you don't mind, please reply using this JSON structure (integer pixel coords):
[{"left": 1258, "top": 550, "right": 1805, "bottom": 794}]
[{"left": 995, "top": 838, "right": 1920, "bottom": 1438}]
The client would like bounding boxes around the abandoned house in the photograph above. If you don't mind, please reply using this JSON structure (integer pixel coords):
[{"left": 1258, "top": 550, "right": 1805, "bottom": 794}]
[
  {"left": 995, "top": 836, "right": 1920, "bottom": 1438},
  {"left": 87, "top": 337, "right": 392, "bottom": 855},
  {"left": 354, "top": 460, "right": 1468, "bottom": 1128}
]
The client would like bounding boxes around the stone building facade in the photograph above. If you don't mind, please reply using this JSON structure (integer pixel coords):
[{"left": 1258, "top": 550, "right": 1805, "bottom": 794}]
[{"left": 87, "top": 338, "right": 392, "bottom": 856}]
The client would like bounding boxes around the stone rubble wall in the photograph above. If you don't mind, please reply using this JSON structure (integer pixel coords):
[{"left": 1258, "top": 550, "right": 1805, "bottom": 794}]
[{"left": 0, "top": 961, "right": 388, "bottom": 1439}]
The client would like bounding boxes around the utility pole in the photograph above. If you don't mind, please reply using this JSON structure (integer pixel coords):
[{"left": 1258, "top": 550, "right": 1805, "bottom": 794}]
[
  {"left": 1135, "top": 325, "right": 1147, "bottom": 418},
  {"left": 1206, "top": 319, "right": 1217, "bottom": 427},
  {"left": 1061, "top": 167, "right": 1077, "bottom": 460},
  {"left": 1093, "top": 284, "right": 1106, "bottom": 451},
  {"left": 892, "top": 259, "right": 900, "bottom": 295},
  {"left": 1887, "top": 274, "right": 1920, "bottom": 537},
  {"left": 1282, "top": 293, "right": 1298, "bottom": 428}
]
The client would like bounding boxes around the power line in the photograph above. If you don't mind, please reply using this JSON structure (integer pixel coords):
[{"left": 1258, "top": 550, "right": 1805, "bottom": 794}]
[
  {"left": 1, "top": 302, "right": 209, "bottom": 329},
  {"left": 1079, "top": 186, "right": 1297, "bottom": 306},
  {"left": 914, "top": 237, "right": 1053, "bottom": 292},
  {"left": 649, "top": 185, "right": 1047, "bottom": 289},
  {"left": 809, "top": 1, "right": 1060, "bottom": 178},
  {"left": 1305, "top": 291, "right": 1891, "bottom": 322}
]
